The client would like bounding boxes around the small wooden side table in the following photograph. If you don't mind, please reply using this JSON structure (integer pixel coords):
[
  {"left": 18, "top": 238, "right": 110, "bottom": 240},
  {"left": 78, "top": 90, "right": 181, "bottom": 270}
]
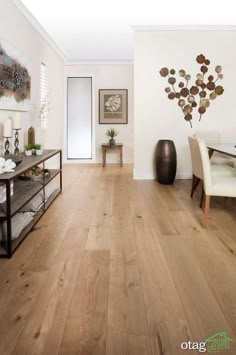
[{"left": 102, "top": 143, "right": 123, "bottom": 167}]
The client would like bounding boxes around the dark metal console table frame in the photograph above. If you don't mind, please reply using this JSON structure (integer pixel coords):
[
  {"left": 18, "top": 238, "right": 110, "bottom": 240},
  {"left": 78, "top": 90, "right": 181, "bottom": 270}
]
[{"left": 0, "top": 149, "right": 62, "bottom": 258}]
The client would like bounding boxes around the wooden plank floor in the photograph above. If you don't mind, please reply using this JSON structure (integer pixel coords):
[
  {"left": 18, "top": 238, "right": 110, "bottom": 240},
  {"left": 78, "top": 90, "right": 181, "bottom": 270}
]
[{"left": 0, "top": 164, "right": 236, "bottom": 355}]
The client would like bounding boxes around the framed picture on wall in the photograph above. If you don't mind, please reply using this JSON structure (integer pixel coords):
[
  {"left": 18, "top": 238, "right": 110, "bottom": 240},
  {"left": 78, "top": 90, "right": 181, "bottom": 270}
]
[{"left": 99, "top": 89, "right": 128, "bottom": 124}]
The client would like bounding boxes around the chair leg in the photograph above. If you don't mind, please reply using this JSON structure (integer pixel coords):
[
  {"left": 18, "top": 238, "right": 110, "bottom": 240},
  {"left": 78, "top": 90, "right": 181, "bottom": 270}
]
[
  {"left": 200, "top": 181, "right": 205, "bottom": 208},
  {"left": 203, "top": 195, "right": 211, "bottom": 228},
  {"left": 190, "top": 175, "right": 201, "bottom": 198}
]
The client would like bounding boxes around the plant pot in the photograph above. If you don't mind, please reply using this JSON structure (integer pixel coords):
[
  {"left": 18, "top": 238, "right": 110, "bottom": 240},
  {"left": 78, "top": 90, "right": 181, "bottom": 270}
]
[
  {"left": 109, "top": 138, "right": 115, "bottom": 145},
  {"left": 36, "top": 149, "right": 43, "bottom": 156},
  {"left": 25, "top": 150, "right": 32, "bottom": 157}
]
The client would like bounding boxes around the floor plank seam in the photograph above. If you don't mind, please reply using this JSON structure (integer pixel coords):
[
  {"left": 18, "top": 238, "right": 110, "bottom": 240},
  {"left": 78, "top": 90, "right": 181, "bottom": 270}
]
[
  {"left": 57, "top": 233, "right": 89, "bottom": 354},
  {"left": 131, "top": 220, "right": 154, "bottom": 354}
]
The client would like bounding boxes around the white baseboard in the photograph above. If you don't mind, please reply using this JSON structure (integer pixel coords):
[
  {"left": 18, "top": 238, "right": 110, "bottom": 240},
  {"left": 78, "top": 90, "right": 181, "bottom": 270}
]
[
  {"left": 63, "top": 159, "right": 96, "bottom": 164},
  {"left": 133, "top": 169, "right": 155, "bottom": 180},
  {"left": 176, "top": 172, "right": 192, "bottom": 179}
]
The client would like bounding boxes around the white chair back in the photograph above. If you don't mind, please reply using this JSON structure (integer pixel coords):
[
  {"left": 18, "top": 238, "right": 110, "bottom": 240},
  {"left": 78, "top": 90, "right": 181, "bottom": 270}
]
[
  {"left": 188, "top": 136, "right": 203, "bottom": 179},
  {"left": 198, "top": 138, "right": 213, "bottom": 194}
]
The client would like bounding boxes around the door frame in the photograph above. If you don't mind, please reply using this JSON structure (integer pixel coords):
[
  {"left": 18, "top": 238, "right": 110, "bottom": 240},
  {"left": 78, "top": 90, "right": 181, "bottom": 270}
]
[{"left": 64, "top": 73, "right": 96, "bottom": 163}]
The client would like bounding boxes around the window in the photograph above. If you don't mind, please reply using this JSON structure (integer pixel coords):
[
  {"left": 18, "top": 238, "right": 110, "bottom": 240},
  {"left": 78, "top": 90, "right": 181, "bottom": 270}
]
[{"left": 40, "top": 62, "right": 48, "bottom": 129}]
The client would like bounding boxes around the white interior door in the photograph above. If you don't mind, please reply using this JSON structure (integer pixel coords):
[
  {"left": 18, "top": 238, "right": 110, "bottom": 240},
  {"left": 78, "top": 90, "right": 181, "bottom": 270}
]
[{"left": 67, "top": 77, "right": 92, "bottom": 159}]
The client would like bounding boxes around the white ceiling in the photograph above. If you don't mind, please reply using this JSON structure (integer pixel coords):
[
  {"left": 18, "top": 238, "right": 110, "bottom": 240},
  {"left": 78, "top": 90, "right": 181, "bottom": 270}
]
[{"left": 19, "top": 0, "right": 236, "bottom": 62}]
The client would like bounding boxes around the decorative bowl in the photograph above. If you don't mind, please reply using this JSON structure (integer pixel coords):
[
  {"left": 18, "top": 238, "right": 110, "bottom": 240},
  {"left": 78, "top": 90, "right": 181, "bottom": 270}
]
[{"left": 1, "top": 154, "right": 24, "bottom": 166}]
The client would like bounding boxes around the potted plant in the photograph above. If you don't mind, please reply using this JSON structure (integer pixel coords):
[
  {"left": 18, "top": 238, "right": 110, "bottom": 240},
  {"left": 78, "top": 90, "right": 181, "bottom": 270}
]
[
  {"left": 34, "top": 144, "right": 43, "bottom": 156},
  {"left": 106, "top": 128, "right": 118, "bottom": 145},
  {"left": 24, "top": 144, "right": 33, "bottom": 156}
]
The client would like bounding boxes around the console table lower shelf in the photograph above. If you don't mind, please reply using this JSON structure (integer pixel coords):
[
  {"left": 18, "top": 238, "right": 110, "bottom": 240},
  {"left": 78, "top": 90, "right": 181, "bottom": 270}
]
[
  {"left": 0, "top": 149, "right": 62, "bottom": 258},
  {"left": 0, "top": 188, "right": 61, "bottom": 257}
]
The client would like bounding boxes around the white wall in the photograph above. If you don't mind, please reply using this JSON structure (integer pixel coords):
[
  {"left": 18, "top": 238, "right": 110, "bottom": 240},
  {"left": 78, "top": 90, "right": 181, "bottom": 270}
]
[
  {"left": 0, "top": 0, "right": 64, "bottom": 154},
  {"left": 134, "top": 31, "right": 236, "bottom": 179},
  {"left": 64, "top": 65, "right": 134, "bottom": 164}
]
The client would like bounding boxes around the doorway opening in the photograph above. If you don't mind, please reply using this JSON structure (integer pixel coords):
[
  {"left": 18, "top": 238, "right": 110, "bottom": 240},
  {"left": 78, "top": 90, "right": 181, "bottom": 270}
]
[{"left": 67, "top": 77, "right": 92, "bottom": 159}]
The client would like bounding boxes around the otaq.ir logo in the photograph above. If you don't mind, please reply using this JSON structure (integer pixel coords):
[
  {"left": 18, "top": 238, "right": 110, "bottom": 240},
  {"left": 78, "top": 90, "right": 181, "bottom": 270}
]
[
  {"left": 205, "top": 332, "right": 233, "bottom": 353},
  {"left": 180, "top": 331, "right": 234, "bottom": 353}
]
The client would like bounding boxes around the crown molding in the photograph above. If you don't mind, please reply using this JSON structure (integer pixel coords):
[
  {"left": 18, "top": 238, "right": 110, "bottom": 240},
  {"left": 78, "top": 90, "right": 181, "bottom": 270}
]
[
  {"left": 64, "top": 60, "right": 134, "bottom": 66},
  {"left": 132, "top": 25, "right": 236, "bottom": 32},
  {"left": 11, "top": 0, "right": 67, "bottom": 62}
]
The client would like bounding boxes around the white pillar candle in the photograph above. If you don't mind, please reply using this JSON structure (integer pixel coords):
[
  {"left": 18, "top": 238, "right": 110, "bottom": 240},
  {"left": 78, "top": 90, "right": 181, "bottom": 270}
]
[
  {"left": 3, "top": 119, "right": 12, "bottom": 137},
  {"left": 12, "top": 113, "right": 21, "bottom": 129}
]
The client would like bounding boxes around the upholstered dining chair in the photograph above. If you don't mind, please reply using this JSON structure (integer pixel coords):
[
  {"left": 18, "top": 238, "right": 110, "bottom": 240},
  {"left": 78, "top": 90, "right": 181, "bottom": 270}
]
[
  {"left": 194, "top": 130, "right": 234, "bottom": 167},
  {"left": 188, "top": 136, "right": 236, "bottom": 208},
  {"left": 188, "top": 136, "right": 204, "bottom": 205},
  {"left": 198, "top": 138, "right": 236, "bottom": 228}
]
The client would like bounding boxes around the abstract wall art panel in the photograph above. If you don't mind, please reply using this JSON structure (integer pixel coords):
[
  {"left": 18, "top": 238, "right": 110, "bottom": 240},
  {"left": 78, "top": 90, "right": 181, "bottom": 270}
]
[{"left": 0, "top": 40, "right": 31, "bottom": 111}]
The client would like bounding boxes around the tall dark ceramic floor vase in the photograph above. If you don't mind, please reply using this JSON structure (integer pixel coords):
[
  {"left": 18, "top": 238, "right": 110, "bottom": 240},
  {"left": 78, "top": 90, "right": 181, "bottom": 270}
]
[{"left": 155, "top": 140, "right": 177, "bottom": 184}]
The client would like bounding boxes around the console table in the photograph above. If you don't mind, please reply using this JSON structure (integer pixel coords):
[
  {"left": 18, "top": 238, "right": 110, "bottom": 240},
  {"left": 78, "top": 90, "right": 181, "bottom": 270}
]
[
  {"left": 0, "top": 150, "right": 62, "bottom": 258},
  {"left": 102, "top": 144, "right": 123, "bottom": 167}
]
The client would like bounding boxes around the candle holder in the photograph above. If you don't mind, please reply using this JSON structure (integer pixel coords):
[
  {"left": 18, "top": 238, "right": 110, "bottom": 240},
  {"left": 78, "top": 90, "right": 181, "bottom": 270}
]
[
  {"left": 3, "top": 136, "right": 11, "bottom": 156},
  {"left": 13, "top": 129, "right": 21, "bottom": 155}
]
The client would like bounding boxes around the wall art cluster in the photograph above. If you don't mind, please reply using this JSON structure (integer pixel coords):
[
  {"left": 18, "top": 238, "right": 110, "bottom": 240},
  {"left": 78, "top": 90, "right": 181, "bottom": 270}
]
[
  {"left": 0, "top": 40, "right": 31, "bottom": 111},
  {"left": 159, "top": 54, "right": 224, "bottom": 127}
]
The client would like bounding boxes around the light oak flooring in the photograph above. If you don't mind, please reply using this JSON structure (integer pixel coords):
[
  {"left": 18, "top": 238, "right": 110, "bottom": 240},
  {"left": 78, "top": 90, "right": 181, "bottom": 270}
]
[{"left": 0, "top": 164, "right": 236, "bottom": 355}]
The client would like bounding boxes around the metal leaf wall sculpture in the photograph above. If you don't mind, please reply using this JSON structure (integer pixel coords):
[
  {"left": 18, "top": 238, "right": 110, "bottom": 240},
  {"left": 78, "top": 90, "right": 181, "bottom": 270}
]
[{"left": 159, "top": 54, "right": 224, "bottom": 127}]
